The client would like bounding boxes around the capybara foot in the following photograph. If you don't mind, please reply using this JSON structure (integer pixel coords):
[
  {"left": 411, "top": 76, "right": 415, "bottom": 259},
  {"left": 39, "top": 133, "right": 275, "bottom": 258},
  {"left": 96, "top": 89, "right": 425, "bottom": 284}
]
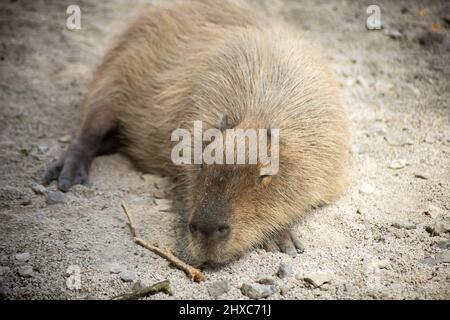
[{"left": 263, "top": 229, "right": 304, "bottom": 257}]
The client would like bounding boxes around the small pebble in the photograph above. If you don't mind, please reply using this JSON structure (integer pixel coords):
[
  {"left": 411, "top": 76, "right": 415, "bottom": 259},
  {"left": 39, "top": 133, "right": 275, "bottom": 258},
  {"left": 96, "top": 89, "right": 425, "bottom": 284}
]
[
  {"left": 385, "top": 132, "right": 414, "bottom": 146},
  {"left": 15, "top": 252, "right": 30, "bottom": 263},
  {"left": 436, "top": 240, "right": 450, "bottom": 250},
  {"left": 420, "top": 256, "right": 436, "bottom": 266},
  {"left": 46, "top": 191, "right": 68, "bottom": 205},
  {"left": 426, "top": 222, "right": 450, "bottom": 236},
  {"left": 31, "top": 184, "right": 47, "bottom": 195},
  {"left": 435, "top": 251, "right": 450, "bottom": 264},
  {"left": 0, "top": 283, "right": 9, "bottom": 299},
  {"left": 303, "top": 272, "right": 332, "bottom": 288},
  {"left": 388, "top": 159, "right": 406, "bottom": 169},
  {"left": 119, "top": 270, "right": 136, "bottom": 282},
  {"left": 368, "top": 259, "right": 390, "bottom": 271},
  {"left": 359, "top": 183, "right": 375, "bottom": 195},
  {"left": 103, "top": 262, "right": 125, "bottom": 274},
  {"left": 423, "top": 205, "right": 445, "bottom": 219},
  {"left": 207, "top": 280, "right": 230, "bottom": 298},
  {"left": 277, "top": 262, "right": 295, "bottom": 279},
  {"left": 0, "top": 266, "right": 11, "bottom": 276},
  {"left": 241, "top": 283, "right": 277, "bottom": 299},
  {"left": 391, "top": 221, "right": 416, "bottom": 230},
  {"left": 280, "top": 285, "right": 293, "bottom": 296},
  {"left": 18, "top": 265, "right": 33, "bottom": 278},
  {"left": 257, "top": 277, "right": 277, "bottom": 286}
]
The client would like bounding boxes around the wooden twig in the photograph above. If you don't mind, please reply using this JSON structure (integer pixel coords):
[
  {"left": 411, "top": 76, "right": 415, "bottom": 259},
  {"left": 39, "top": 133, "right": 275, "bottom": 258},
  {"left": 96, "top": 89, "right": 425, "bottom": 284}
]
[
  {"left": 120, "top": 201, "right": 206, "bottom": 282},
  {"left": 121, "top": 202, "right": 140, "bottom": 238},
  {"left": 111, "top": 280, "right": 172, "bottom": 300}
]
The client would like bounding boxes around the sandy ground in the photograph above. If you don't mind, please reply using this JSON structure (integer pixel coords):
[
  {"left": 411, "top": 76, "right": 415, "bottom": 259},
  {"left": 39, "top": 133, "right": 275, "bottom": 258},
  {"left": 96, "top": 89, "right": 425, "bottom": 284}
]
[{"left": 0, "top": 0, "right": 449, "bottom": 300}]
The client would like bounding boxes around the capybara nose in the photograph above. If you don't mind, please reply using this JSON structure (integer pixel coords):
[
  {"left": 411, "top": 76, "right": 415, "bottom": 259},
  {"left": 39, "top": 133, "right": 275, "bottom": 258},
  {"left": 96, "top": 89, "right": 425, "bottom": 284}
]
[{"left": 189, "top": 222, "right": 231, "bottom": 240}]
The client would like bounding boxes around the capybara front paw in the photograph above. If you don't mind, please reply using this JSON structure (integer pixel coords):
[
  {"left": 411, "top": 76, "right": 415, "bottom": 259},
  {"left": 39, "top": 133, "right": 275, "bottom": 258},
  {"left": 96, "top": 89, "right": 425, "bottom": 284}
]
[
  {"left": 263, "top": 229, "right": 304, "bottom": 257},
  {"left": 43, "top": 151, "right": 89, "bottom": 192}
]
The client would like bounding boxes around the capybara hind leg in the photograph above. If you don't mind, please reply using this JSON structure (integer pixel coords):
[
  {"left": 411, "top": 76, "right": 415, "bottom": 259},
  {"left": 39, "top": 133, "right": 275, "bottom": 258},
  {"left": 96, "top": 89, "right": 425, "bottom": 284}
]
[
  {"left": 44, "top": 103, "right": 119, "bottom": 191},
  {"left": 263, "top": 228, "right": 305, "bottom": 257}
]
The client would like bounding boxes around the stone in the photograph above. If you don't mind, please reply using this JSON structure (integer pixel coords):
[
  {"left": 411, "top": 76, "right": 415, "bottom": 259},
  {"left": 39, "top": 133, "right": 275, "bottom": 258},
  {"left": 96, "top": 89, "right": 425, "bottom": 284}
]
[
  {"left": 359, "top": 183, "right": 375, "bottom": 195},
  {"left": 303, "top": 272, "right": 332, "bottom": 288},
  {"left": 280, "top": 285, "right": 293, "bottom": 296},
  {"left": 435, "top": 251, "right": 450, "bottom": 264},
  {"left": 391, "top": 221, "right": 416, "bottom": 230},
  {"left": 103, "top": 262, "right": 125, "bottom": 274},
  {"left": 425, "top": 222, "right": 450, "bottom": 236},
  {"left": 277, "top": 262, "right": 294, "bottom": 279},
  {"left": 31, "top": 184, "right": 47, "bottom": 195},
  {"left": 0, "top": 283, "right": 9, "bottom": 299},
  {"left": 367, "top": 259, "right": 390, "bottom": 273},
  {"left": 18, "top": 265, "right": 33, "bottom": 278},
  {"left": 46, "top": 191, "right": 68, "bottom": 205},
  {"left": 436, "top": 240, "right": 450, "bottom": 250},
  {"left": 391, "top": 228, "right": 407, "bottom": 239},
  {"left": 0, "top": 266, "right": 11, "bottom": 276},
  {"left": 420, "top": 256, "right": 436, "bottom": 266},
  {"left": 207, "top": 280, "right": 230, "bottom": 298},
  {"left": 388, "top": 159, "right": 406, "bottom": 169},
  {"left": 240, "top": 283, "right": 277, "bottom": 299},
  {"left": 385, "top": 132, "right": 414, "bottom": 146},
  {"left": 15, "top": 252, "right": 30, "bottom": 263},
  {"left": 257, "top": 277, "right": 277, "bottom": 286},
  {"left": 119, "top": 270, "right": 136, "bottom": 282},
  {"left": 423, "top": 205, "right": 445, "bottom": 219}
]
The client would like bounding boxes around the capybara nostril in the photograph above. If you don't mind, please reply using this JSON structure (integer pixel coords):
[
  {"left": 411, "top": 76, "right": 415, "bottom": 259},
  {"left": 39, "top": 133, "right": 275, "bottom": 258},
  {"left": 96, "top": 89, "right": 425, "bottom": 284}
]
[{"left": 215, "top": 225, "right": 231, "bottom": 239}]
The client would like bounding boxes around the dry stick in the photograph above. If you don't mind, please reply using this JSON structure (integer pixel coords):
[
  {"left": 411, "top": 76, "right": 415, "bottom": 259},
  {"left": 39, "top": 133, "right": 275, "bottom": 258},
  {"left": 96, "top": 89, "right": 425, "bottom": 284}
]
[
  {"left": 111, "top": 280, "right": 172, "bottom": 300},
  {"left": 121, "top": 201, "right": 206, "bottom": 282}
]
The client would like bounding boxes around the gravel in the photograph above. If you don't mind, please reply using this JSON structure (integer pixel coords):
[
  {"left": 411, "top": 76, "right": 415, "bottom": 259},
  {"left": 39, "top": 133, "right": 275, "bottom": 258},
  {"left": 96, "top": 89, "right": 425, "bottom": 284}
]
[
  {"left": 277, "top": 262, "right": 295, "bottom": 279},
  {"left": 207, "top": 280, "right": 231, "bottom": 298},
  {"left": 17, "top": 265, "right": 34, "bottom": 278},
  {"left": 435, "top": 251, "right": 450, "bottom": 264},
  {"left": 241, "top": 283, "right": 278, "bottom": 299},
  {"left": 303, "top": 272, "right": 333, "bottom": 288},
  {"left": 119, "top": 270, "right": 136, "bottom": 282},
  {"left": 15, "top": 253, "right": 30, "bottom": 263},
  {"left": 46, "top": 191, "right": 68, "bottom": 205}
]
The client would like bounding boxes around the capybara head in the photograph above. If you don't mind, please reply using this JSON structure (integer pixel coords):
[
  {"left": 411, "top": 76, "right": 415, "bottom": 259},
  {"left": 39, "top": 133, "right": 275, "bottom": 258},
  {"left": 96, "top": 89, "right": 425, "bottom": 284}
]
[{"left": 183, "top": 120, "right": 285, "bottom": 265}]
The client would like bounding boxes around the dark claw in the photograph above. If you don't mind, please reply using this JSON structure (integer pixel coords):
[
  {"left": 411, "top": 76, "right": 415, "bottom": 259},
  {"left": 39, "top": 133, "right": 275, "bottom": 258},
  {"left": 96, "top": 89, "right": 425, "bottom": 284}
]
[
  {"left": 263, "top": 228, "right": 305, "bottom": 257},
  {"left": 44, "top": 145, "right": 91, "bottom": 192},
  {"left": 43, "top": 161, "right": 63, "bottom": 185}
]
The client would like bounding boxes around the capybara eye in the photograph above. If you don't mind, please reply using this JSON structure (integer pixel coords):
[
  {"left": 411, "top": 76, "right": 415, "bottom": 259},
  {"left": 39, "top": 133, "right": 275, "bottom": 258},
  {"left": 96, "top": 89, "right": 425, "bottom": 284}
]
[{"left": 258, "top": 175, "right": 272, "bottom": 188}]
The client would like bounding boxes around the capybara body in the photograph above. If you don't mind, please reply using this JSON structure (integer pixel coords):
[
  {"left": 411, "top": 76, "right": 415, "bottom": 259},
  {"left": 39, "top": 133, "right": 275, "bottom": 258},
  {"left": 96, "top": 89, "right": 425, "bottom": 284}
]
[{"left": 46, "top": 0, "right": 350, "bottom": 264}]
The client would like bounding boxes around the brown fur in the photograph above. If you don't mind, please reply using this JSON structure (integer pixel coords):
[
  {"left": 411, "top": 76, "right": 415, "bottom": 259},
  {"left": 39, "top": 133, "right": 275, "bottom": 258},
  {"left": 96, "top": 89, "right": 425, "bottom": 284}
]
[{"left": 54, "top": 0, "right": 350, "bottom": 264}]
